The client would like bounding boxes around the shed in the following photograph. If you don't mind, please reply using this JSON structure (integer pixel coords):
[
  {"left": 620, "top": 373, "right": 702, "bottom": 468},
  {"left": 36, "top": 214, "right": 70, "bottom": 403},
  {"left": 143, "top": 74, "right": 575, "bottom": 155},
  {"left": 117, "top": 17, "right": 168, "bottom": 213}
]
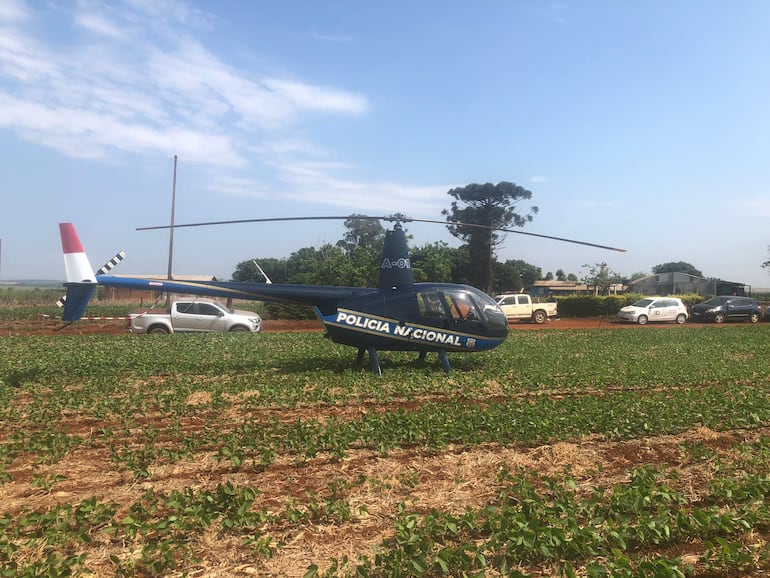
[
  {"left": 626, "top": 272, "right": 749, "bottom": 297},
  {"left": 527, "top": 280, "right": 592, "bottom": 297}
]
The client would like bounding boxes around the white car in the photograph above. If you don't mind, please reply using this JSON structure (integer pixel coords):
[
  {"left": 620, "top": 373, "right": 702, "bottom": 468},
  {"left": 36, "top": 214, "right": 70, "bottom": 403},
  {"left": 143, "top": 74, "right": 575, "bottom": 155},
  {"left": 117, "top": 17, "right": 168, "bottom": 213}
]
[
  {"left": 129, "top": 299, "right": 262, "bottom": 334},
  {"left": 617, "top": 297, "right": 688, "bottom": 325}
]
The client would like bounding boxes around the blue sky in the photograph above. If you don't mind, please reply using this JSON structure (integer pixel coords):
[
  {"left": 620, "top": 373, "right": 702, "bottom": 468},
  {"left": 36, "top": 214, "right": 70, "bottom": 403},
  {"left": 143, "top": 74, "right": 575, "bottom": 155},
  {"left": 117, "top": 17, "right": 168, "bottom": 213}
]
[{"left": 2, "top": 0, "right": 770, "bottom": 288}]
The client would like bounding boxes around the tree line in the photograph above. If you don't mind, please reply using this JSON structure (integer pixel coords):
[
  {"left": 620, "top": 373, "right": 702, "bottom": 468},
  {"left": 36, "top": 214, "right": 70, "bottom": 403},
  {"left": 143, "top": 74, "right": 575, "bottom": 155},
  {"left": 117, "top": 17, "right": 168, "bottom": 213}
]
[{"left": 230, "top": 182, "right": 709, "bottom": 294}]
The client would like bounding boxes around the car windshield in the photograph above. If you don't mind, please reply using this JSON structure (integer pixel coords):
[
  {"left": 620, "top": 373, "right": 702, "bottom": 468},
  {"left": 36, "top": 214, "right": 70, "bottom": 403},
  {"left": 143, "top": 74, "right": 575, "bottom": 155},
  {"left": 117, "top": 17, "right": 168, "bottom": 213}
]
[
  {"left": 703, "top": 297, "right": 729, "bottom": 306},
  {"left": 632, "top": 299, "right": 654, "bottom": 307}
]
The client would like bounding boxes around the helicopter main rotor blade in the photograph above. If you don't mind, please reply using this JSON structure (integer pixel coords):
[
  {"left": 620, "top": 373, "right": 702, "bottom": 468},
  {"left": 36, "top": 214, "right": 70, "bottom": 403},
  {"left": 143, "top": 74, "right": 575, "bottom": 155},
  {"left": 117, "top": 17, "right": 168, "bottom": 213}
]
[
  {"left": 137, "top": 214, "right": 625, "bottom": 252},
  {"left": 402, "top": 217, "right": 627, "bottom": 253},
  {"left": 136, "top": 215, "right": 385, "bottom": 231}
]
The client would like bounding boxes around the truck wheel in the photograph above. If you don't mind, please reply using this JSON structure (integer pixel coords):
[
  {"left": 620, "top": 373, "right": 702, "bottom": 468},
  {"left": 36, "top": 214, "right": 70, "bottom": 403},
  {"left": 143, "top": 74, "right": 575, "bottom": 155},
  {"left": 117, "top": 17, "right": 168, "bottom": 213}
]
[
  {"left": 229, "top": 325, "right": 249, "bottom": 332},
  {"left": 148, "top": 326, "right": 170, "bottom": 334},
  {"left": 532, "top": 310, "right": 547, "bottom": 324}
]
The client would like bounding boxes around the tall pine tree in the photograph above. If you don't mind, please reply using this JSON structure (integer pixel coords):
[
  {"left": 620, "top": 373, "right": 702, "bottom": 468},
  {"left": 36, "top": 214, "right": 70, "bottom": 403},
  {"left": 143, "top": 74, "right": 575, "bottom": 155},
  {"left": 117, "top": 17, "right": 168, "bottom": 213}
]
[{"left": 442, "top": 182, "right": 538, "bottom": 293}]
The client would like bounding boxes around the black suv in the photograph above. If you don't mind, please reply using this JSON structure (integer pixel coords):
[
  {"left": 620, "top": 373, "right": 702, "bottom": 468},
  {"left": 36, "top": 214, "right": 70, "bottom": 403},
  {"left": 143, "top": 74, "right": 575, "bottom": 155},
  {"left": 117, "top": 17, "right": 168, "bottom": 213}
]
[{"left": 690, "top": 296, "right": 762, "bottom": 324}]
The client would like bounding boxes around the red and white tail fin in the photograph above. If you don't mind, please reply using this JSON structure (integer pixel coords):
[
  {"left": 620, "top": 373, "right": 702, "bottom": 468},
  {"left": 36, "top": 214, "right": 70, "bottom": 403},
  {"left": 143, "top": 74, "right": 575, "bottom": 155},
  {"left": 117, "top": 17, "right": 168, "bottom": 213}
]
[
  {"left": 58, "top": 223, "right": 98, "bottom": 322},
  {"left": 59, "top": 223, "right": 97, "bottom": 283},
  {"left": 56, "top": 249, "right": 126, "bottom": 308}
]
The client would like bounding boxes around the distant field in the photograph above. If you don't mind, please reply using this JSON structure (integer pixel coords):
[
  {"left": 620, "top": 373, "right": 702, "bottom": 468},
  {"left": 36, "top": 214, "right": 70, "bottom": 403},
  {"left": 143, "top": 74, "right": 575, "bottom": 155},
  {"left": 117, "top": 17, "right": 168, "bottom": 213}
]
[
  {"left": 2, "top": 325, "right": 770, "bottom": 576},
  {"left": 0, "top": 301, "right": 265, "bottom": 322}
]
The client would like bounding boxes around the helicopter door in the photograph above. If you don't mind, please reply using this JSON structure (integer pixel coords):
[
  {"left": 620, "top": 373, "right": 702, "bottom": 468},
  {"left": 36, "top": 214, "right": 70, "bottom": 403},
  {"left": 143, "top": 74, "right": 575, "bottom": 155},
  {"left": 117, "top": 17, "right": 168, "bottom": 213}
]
[
  {"left": 441, "top": 290, "right": 484, "bottom": 332},
  {"left": 415, "top": 289, "right": 484, "bottom": 331},
  {"left": 415, "top": 290, "right": 449, "bottom": 328}
]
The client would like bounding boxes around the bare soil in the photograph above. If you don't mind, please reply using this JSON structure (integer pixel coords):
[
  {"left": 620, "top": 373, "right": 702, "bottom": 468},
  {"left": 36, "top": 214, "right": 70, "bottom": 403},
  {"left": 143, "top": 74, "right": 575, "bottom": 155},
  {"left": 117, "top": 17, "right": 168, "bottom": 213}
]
[
  {"left": 1, "top": 315, "right": 760, "bottom": 576},
  {"left": 3, "top": 412, "right": 766, "bottom": 576}
]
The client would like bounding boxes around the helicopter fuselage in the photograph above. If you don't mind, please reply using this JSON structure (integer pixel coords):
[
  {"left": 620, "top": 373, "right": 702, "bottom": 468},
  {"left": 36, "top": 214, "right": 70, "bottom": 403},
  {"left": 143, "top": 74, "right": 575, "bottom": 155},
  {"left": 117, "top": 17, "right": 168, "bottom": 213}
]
[
  {"left": 58, "top": 220, "right": 528, "bottom": 374},
  {"left": 81, "top": 276, "right": 509, "bottom": 355},
  {"left": 319, "top": 283, "right": 509, "bottom": 352}
]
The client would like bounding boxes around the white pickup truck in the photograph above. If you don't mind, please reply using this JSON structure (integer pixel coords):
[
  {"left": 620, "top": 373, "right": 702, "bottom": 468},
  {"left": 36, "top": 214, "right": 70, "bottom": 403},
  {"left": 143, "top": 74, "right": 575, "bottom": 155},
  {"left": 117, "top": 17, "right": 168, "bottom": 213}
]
[
  {"left": 495, "top": 293, "right": 558, "bottom": 324},
  {"left": 129, "top": 299, "right": 262, "bottom": 334}
]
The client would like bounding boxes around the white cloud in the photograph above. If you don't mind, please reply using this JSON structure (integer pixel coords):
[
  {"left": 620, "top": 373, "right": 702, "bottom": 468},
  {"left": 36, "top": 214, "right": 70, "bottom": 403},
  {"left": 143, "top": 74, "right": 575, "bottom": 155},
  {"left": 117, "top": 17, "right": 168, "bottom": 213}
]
[
  {"left": 257, "top": 138, "right": 328, "bottom": 157},
  {"left": 0, "top": 92, "right": 244, "bottom": 164},
  {"left": 263, "top": 78, "right": 369, "bottom": 116},
  {"left": 0, "top": 0, "right": 28, "bottom": 22},
  {"left": 0, "top": 1, "right": 449, "bottom": 220},
  {"left": 0, "top": 28, "right": 58, "bottom": 81},
  {"left": 123, "top": 0, "right": 213, "bottom": 32},
  {"left": 74, "top": 11, "right": 126, "bottom": 39},
  {"left": 278, "top": 160, "right": 450, "bottom": 215},
  {"left": 0, "top": 0, "right": 369, "bottom": 167}
]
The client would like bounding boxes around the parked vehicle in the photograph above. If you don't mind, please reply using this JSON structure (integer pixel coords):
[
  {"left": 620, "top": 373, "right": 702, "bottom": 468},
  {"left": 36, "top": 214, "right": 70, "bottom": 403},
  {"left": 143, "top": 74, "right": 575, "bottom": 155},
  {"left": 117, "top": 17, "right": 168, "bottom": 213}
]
[
  {"left": 495, "top": 293, "right": 558, "bottom": 324},
  {"left": 129, "top": 299, "right": 262, "bottom": 334},
  {"left": 690, "top": 296, "right": 761, "bottom": 324},
  {"left": 617, "top": 297, "right": 688, "bottom": 325}
]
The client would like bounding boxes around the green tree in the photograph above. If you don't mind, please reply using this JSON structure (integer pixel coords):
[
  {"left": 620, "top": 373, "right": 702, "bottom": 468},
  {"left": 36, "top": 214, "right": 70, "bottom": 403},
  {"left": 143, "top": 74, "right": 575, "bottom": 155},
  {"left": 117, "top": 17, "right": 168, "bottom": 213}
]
[
  {"left": 582, "top": 262, "right": 622, "bottom": 295},
  {"left": 231, "top": 257, "right": 288, "bottom": 283},
  {"left": 337, "top": 216, "right": 388, "bottom": 286},
  {"left": 448, "top": 246, "right": 472, "bottom": 285},
  {"left": 285, "top": 244, "right": 354, "bottom": 286},
  {"left": 494, "top": 259, "right": 542, "bottom": 293},
  {"left": 410, "top": 241, "right": 456, "bottom": 283},
  {"left": 555, "top": 269, "right": 566, "bottom": 281},
  {"left": 336, "top": 215, "right": 385, "bottom": 255},
  {"left": 442, "top": 181, "right": 538, "bottom": 292},
  {"left": 652, "top": 261, "right": 703, "bottom": 277},
  {"left": 345, "top": 243, "right": 382, "bottom": 286}
]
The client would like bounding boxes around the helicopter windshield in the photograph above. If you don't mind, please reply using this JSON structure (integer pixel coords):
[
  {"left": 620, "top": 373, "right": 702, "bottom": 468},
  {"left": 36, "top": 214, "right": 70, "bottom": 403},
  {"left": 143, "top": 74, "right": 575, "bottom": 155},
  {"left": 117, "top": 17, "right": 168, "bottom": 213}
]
[
  {"left": 442, "top": 290, "right": 481, "bottom": 321},
  {"left": 463, "top": 288, "right": 508, "bottom": 333},
  {"left": 415, "top": 287, "right": 508, "bottom": 335}
]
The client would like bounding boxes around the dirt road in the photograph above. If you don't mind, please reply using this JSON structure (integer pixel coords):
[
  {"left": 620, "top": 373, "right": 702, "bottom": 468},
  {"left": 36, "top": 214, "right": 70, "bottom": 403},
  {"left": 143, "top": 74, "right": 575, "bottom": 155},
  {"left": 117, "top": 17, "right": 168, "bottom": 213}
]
[{"left": 0, "top": 315, "right": 699, "bottom": 336}]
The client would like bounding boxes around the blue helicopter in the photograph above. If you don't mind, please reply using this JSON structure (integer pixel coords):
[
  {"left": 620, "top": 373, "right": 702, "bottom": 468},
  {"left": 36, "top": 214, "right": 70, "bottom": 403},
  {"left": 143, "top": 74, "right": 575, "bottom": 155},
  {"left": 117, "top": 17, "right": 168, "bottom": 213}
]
[{"left": 60, "top": 216, "right": 624, "bottom": 374}]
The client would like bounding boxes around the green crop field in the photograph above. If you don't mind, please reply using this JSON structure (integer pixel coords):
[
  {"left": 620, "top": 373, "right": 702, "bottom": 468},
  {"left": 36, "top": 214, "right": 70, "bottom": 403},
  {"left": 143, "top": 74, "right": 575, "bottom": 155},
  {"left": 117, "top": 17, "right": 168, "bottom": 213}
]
[{"left": 2, "top": 325, "right": 770, "bottom": 576}]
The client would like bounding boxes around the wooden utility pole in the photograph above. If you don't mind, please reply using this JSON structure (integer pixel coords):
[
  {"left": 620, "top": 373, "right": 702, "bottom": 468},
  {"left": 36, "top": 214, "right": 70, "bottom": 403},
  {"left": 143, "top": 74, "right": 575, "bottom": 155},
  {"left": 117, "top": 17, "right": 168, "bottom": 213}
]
[{"left": 165, "top": 155, "right": 178, "bottom": 306}]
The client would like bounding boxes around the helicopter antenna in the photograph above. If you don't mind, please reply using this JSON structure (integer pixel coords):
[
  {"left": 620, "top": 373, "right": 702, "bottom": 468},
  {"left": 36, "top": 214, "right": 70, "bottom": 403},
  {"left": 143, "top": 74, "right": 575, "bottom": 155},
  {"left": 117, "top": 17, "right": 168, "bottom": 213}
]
[{"left": 252, "top": 260, "right": 272, "bottom": 284}]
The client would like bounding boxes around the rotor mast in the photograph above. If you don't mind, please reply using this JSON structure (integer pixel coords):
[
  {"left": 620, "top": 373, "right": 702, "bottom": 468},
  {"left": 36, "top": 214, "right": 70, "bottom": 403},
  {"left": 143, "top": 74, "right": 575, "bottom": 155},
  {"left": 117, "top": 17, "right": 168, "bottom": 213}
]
[{"left": 377, "top": 222, "right": 414, "bottom": 290}]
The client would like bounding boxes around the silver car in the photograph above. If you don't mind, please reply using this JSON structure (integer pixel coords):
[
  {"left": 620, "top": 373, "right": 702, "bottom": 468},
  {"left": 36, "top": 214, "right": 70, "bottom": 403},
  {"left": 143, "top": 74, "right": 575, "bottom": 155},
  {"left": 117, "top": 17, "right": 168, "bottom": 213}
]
[{"left": 618, "top": 297, "right": 688, "bottom": 325}]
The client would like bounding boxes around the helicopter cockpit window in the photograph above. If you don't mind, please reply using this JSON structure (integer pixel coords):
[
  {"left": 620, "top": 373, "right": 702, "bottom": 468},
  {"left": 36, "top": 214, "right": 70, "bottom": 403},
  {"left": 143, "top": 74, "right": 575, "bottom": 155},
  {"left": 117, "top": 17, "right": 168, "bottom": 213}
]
[
  {"left": 416, "top": 291, "right": 446, "bottom": 319},
  {"left": 473, "top": 290, "right": 508, "bottom": 331},
  {"left": 443, "top": 291, "right": 481, "bottom": 321}
]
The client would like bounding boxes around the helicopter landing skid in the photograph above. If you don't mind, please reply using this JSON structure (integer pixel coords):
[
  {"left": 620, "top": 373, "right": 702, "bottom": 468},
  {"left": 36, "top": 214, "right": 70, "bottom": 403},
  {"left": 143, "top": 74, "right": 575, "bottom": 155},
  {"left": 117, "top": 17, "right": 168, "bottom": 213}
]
[{"left": 357, "top": 347, "right": 450, "bottom": 375}]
